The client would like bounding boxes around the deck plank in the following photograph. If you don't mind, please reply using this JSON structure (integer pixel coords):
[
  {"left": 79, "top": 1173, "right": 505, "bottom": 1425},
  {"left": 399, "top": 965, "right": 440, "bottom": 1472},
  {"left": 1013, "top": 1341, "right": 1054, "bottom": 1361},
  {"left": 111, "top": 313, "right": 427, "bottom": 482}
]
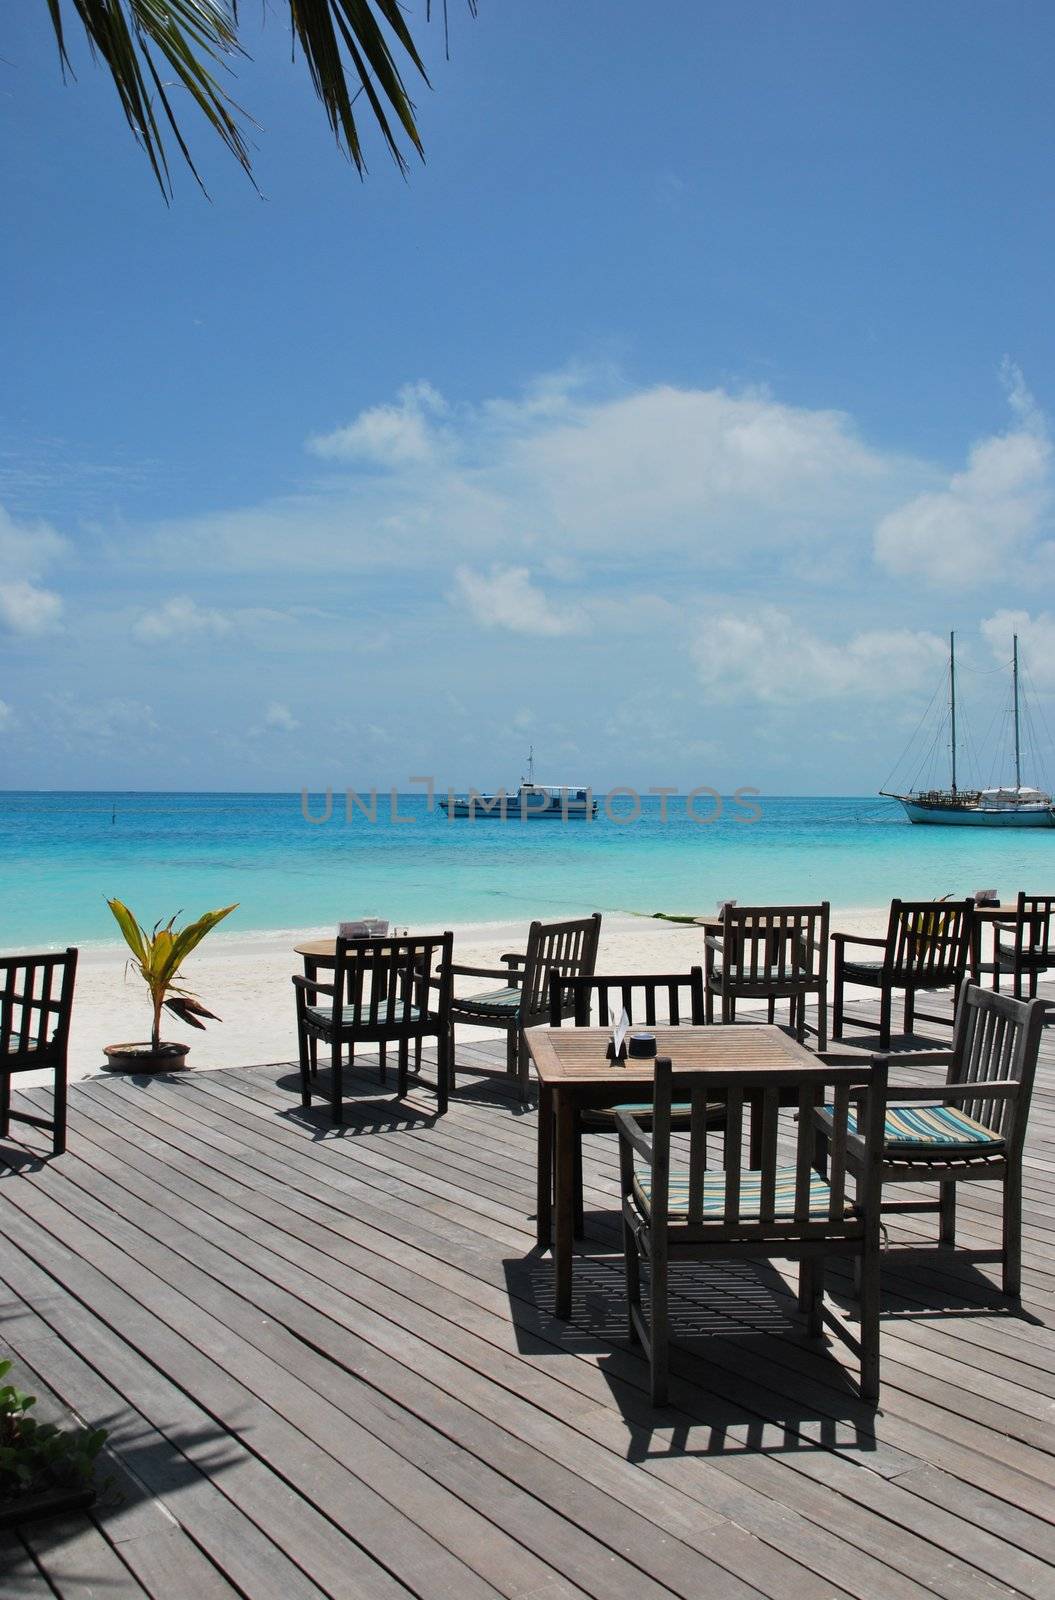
[{"left": 1, "top": 986, "right": 1053, "bottom": 1600}]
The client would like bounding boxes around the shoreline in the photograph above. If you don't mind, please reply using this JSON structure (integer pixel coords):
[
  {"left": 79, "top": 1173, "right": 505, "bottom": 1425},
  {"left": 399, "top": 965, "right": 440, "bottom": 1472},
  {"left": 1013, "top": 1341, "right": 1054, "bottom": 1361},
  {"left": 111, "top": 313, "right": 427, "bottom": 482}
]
[{"left": 16, "top": 906, "right": 893, "bottom": 1087}]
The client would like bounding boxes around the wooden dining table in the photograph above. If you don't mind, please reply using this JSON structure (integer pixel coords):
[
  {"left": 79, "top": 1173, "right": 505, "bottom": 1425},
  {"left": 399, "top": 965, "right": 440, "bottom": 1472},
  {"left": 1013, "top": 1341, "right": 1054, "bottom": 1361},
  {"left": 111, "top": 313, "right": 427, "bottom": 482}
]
[{"left": 525, "top": 1022, "right": 830, "bottom": 1319}]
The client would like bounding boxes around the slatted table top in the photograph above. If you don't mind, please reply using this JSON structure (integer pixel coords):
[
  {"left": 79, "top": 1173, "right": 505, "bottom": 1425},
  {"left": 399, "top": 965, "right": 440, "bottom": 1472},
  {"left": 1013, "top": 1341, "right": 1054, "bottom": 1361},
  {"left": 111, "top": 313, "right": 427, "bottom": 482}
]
[{"left": 526, "top": 1022, "right": 822, "bottom": 1085}]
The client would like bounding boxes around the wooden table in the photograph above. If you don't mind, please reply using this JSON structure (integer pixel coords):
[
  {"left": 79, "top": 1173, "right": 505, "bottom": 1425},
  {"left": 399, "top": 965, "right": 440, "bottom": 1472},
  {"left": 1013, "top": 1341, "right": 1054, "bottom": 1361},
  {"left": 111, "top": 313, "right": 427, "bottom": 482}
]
[{"left": 525, "top": 1022, "right": 827, "bottom": 1319}]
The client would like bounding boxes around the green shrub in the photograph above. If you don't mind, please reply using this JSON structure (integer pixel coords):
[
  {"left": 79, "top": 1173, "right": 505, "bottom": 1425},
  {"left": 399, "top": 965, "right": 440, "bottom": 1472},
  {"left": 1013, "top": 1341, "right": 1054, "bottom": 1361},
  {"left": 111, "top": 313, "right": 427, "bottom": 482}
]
[{"left": 0, "top": 1360, "right": 107, "bottom": 1502}]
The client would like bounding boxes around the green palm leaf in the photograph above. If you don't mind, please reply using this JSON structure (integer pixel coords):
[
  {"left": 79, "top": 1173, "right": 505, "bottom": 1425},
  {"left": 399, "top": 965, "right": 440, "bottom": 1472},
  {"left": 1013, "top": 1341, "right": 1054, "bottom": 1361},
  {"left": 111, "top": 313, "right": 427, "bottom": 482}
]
[{"left": 44, "top": 2, "right": 475, "bottom": 197}]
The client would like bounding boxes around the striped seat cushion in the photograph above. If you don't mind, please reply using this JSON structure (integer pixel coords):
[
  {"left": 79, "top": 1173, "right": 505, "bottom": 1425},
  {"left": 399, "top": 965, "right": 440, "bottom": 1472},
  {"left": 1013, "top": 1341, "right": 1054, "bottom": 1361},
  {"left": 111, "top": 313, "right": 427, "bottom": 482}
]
[
  {"left": 633, "top": 1162, "right": 851, "bottom": 1222},
  {"left": 306, "top": 1003, "right": 422, "bottom": 1029},
  {"left": 823, "top": 1101, "right": 1004, "bottom": 1152},
  {"left": 588, "top": 1100, "right": 724, "bottom": 1124},
  {"left": 451, "top": 987, "right": 522, "bottom": 1016}
]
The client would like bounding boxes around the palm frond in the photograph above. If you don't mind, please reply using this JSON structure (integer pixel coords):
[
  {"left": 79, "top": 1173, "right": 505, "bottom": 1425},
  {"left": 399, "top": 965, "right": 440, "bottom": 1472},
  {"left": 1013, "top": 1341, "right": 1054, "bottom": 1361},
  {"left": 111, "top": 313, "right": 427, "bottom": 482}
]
[{"left": 46, "top": 1, "right": 474, "bottom": 195}]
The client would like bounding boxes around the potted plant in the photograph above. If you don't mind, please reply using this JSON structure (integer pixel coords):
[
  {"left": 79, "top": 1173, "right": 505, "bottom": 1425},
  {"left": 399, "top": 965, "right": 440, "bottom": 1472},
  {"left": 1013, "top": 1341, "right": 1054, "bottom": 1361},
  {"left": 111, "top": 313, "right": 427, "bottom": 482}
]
[
  {"left": 104, "top": 899, "right": 237, "bottom": 1071},
  {"left": 0, "top": 1360, "right": 107, "bottom": 1528}
]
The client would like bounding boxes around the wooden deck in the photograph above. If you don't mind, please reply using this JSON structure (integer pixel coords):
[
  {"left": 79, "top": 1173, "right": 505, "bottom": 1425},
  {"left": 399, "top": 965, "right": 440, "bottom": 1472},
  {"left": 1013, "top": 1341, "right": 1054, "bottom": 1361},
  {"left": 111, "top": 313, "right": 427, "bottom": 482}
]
[{"left": 2, "top": 994, "right": 1055, "bottom": 1600}]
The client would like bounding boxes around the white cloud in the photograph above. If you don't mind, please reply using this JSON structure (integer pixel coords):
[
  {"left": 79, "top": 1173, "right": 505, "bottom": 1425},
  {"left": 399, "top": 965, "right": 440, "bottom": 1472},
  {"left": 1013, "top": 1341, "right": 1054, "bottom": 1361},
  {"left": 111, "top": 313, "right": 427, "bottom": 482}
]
[
  {"left": 0, "top": 578, "right": 63, "bottom": 635},
  {"left": 691, "top": 608, "right": 947, "bottom": 704},
  {"left": 47, "top": 695, "right": 158, "bottom": 741},
  {"left": 981, "top": 609, "right": 1055, "bottom": 688},
  {"left": 307, "top": 381, "right": 448, "bottom": 467},
  {"left": 0, "top": 505, "right": 67, "bottom": 634},
  {"left": 874, "top": 365, "right": 1053, "bottom": 588},
  {"left": 136, "top": 370, "right": 932, "bottom": 581},
  {"left": 134, "top": 596, "right": 234, "bottom": 641},
  {"left": 263, "top": 702, "right": 299, "bottom": 732},
  {"left": 0, "top": 699, "right": 13, "bottom": 731},
  {"left": 452, "top": 565, "right": 589, "bottom": 636}
]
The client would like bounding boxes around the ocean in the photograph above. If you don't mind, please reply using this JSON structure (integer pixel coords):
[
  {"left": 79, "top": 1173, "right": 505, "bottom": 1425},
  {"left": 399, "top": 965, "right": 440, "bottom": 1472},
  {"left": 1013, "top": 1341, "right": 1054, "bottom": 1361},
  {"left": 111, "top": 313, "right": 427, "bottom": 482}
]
[{"left": 0, "top": 790, "right": 1051, "bottom": 950}]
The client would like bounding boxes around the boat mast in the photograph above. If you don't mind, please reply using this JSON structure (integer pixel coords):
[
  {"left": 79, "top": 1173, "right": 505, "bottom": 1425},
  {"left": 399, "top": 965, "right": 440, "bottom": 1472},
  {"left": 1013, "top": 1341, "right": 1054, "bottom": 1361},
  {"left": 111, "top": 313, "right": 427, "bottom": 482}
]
[
  {"left": 949, "top": 630, "right": 957, "bottom": 796},
  {"left": 526, "top": 745, "right": 535, "bottom": 786},
  {"left": 1013, "top": 633, "right": 1021, "bottom": 791}
]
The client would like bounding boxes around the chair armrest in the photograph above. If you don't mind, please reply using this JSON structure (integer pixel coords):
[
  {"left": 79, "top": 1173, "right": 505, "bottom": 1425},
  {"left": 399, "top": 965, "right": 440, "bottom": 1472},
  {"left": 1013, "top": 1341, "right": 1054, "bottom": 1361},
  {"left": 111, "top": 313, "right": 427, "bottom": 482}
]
[
  {"left": 450, "top": 962, "right": 516, "bottom": 981},
  {"left": 832, "top": 932, "right": 887, "bottom": 948},
  {"left": 501, "top": 952, "right": 527, "bottom": 970},
  {"left": 292, "top": 975, "right": 334, "bottom": 996},
  {"left": 615, "top": 1111, "right": 654, "bottom": 1165},
  {"left": 887, "top": 1081, "right": 1019, "bottom": 1102}
]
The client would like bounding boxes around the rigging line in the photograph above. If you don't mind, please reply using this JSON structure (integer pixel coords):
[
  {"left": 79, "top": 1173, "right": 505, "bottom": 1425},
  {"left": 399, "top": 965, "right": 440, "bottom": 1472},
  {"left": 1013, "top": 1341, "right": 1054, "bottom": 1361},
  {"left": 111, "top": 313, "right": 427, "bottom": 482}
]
[
  {"left": 881, "top": 672, "right": 945, "bottom": 791},
  {"left": 1023, "top": 662, "right": 1055, "bottom": 759}
]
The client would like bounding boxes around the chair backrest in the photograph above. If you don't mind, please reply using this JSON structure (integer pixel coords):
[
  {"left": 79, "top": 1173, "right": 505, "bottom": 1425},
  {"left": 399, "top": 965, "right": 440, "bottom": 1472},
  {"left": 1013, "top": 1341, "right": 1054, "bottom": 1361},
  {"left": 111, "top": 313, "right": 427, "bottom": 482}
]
[
  {"left": 548, "top": 968, "right": 704, "bottom": 1028},
  {"left": 1001, "top": 893, "right": 1055, "bottom": 969},
  {"left": 718, "top": 903, "right": 829, "bottom": 985},
  {"left": 521, "top": 913, "right": 602, "bottom": 1020},
  {"left": 884, "top": 898, "right": 973, "bottom": 984},
  {"left": 947, "top": 984, "right": 1047, "bottom": 1146},
  {"left": 0, "top": 949, "right": 78, "bottom": 1070},
  {"left": 331, "top": 934, "right": 452, "bottom": 1029},
  {"left": 645, "top": 1052, "right": 887, "bottom": 1236}
]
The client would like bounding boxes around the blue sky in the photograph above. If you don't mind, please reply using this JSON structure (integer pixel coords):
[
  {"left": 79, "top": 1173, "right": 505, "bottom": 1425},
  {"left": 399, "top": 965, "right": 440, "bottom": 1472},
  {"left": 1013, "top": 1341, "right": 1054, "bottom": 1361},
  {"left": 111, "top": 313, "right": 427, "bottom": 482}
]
[{"left": 2, "top": 1, "right": 1054, "bottom": 792}]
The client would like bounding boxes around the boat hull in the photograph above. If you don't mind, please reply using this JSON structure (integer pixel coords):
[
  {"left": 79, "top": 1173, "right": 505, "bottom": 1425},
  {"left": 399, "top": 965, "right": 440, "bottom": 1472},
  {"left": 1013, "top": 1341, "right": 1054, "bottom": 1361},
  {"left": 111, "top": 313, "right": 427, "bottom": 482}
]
[
  {"left": 897, "top": 799, "right": 1055, "bottom": 828},
  {"left": 440, "top": 798, "right": 596, "bottom": 820}
]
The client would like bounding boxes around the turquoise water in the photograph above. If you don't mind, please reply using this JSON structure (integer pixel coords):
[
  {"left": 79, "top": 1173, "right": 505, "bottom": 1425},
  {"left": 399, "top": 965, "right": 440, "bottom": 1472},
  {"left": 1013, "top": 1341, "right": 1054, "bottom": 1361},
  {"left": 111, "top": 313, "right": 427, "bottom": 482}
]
[{"left": 0, "top": 791, "right": 1051, "bottom": 950}]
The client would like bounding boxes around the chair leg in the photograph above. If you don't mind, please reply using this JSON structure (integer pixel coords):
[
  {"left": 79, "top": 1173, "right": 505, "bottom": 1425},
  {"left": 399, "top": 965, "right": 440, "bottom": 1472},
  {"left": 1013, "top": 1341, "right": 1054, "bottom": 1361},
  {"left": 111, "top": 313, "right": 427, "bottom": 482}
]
[
  {"left": 1002, "top": 1169, "right": 1022, "bottom": 1297},
  {"left": 704, "top": 983, "right": 714, "bottom": 1025},
  {"left": 435, "top": 1028, "right": 449, "bottom": 1117},
  {"left": 903, "top": 987, "right": 915, "bottom": 1036},
  {"left": 53, "top": 1063, "right": 67, "bottom": 1157},
  {"left": 298, "top": 1025, "right": 313, "bottom": 1109},
  {"left": 649, "top": 1254, "right": 669, "bottom": 1407},
  {"left": 939, "top": 1182, "right": 956, "bottom": 1246},
  {"left": 573, "top": 1113, "right": 585, "bottom": 1239},
  {"left": 447, "top": 1023, "right": 456, "bottom": 1093},
  {"left": 623, "top": 1214, "right": 642, "bottom": 1344},
  {"left": 309, "top": 1033, "right": 318, "bottom": 1078},
  {"left": 832, "top": 959, "right": 844, "bottom": 1041},
  {"left": 858, "top": 1237, "right": 881, "bottom": 1406},
  {"left": 330, "top": 1037, "right": 343, "bottom": 1125},
  {"left": 816, "top": 981, "right": 828, "bottom": 1052},
  {"left": 378, "top": 1043, "right": 387, "bottom": 1085},
  {"left": 515, "top": 1029, "right": 531, "bottom": 1103},
  {"left": 0, "top": 1070, "right": 10, "bottom": 1138},
  {"left": 798, "top": 1256, "right": 824, "bottom": 1337},
  {"left": 878, "top": 986, "right": 892, "bottom": 1051},
  {"left": 767, "top": 997, "right": 776, "bottom": 1024}
]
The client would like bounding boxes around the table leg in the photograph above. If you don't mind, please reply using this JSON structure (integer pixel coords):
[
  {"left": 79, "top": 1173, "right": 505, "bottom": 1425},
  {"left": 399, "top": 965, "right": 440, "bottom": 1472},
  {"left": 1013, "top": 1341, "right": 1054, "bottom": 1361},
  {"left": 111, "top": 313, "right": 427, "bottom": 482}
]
[
  {"left": 536, "top": 1084, "right": 553, "bottom": 1248},
  {"left": 554, "top": 1092, "right": 576, "bottom": 1320}
]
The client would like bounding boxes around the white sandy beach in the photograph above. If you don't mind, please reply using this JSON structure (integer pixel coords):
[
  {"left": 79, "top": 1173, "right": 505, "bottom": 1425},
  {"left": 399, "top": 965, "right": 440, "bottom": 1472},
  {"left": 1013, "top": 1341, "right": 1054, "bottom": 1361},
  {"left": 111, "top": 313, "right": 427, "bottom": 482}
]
[{"left": 29, "top": 907, "right": 894, "bottom": 1085}]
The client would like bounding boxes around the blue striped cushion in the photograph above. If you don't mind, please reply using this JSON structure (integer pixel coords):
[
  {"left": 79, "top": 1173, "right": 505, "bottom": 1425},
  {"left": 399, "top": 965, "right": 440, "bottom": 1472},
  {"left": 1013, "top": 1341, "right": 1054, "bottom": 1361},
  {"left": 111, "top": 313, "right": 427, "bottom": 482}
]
[
  {"left": 838, "top": 1102, "right": 1003, "bottom": 1151},
  {"left": 453, "top": 987, "right": 522, "bottom": 1013},
  {"left": 307, "top": 1002, "right": 421, "bottom": 1028},
  {"left": 634, "top": 1162, "right": 848, "bottom": 1221}
]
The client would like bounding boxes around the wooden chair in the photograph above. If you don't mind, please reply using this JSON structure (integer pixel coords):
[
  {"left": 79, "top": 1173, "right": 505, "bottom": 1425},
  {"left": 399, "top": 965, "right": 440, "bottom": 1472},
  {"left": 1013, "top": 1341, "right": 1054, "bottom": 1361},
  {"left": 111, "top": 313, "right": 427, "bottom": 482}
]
[
  {"left": 832, "top": 898, "right": 973, "bottom": 1048},
  {"left": 819, "top": 985, "right": 1046, "bottom": 1297},
  {"left": 974, "top": 893, "right": 1055, "bottom": 998},
  {"left": 448, "top": 914, "right": 601, "bottom": 1099},
  {"left": 1, "top": 949, "right": 78, "bottom": 1157},
  {"left": 547, "top": 969, "right": 715, "bottom": 1235},
  {"left": 618, "top": 1052, "right": 887, "bottom": 1406},
  {"left": 704, "top": 903, "right": 830, "bottom": 1049},
  {"left": 294, "top": 934, "right": 453, "bottom": 1124}
]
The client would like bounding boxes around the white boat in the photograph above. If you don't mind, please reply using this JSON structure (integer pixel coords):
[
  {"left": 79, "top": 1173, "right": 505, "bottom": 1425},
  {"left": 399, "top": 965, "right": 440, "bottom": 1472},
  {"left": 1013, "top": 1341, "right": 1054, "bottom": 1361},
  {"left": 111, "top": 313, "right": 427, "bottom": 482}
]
[
  {"left": 439, "top": 748, "right": 597, "bottom": 820},
  {"left": 882, "top": 633, "right": 1055, "bottom": 828}
]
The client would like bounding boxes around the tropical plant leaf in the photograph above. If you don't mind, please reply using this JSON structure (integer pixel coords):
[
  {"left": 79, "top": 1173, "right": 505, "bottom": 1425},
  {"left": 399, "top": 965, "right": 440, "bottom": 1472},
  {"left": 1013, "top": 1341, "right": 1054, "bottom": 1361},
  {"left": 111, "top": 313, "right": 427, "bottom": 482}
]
[
  {"left": 45, "top": 2, "right": 476, "bottom": 196},
  {"left": 165, "top": 903, "right": 237, "bottom": 975},
  {"left": 107, "top": 898, "right": 148, "bottom": 963},
  {"left": 164, "top": 995, "right": 221, "bottom": 1029}
]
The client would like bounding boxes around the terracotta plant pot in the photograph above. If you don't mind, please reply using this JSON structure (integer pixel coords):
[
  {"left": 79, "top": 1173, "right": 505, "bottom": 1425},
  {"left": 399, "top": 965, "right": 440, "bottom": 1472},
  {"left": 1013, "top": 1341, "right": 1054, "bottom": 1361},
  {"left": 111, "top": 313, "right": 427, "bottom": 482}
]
[{"left": 102, "top": 1041, "right": 190, "bottom": 1073}]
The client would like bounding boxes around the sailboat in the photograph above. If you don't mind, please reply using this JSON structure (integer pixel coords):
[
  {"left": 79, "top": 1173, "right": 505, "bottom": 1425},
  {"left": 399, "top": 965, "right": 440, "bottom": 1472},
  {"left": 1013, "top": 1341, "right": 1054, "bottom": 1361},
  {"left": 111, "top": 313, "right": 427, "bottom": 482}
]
[{"left": 881, "top": 632, "right": 1055, "bottom": 827}]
